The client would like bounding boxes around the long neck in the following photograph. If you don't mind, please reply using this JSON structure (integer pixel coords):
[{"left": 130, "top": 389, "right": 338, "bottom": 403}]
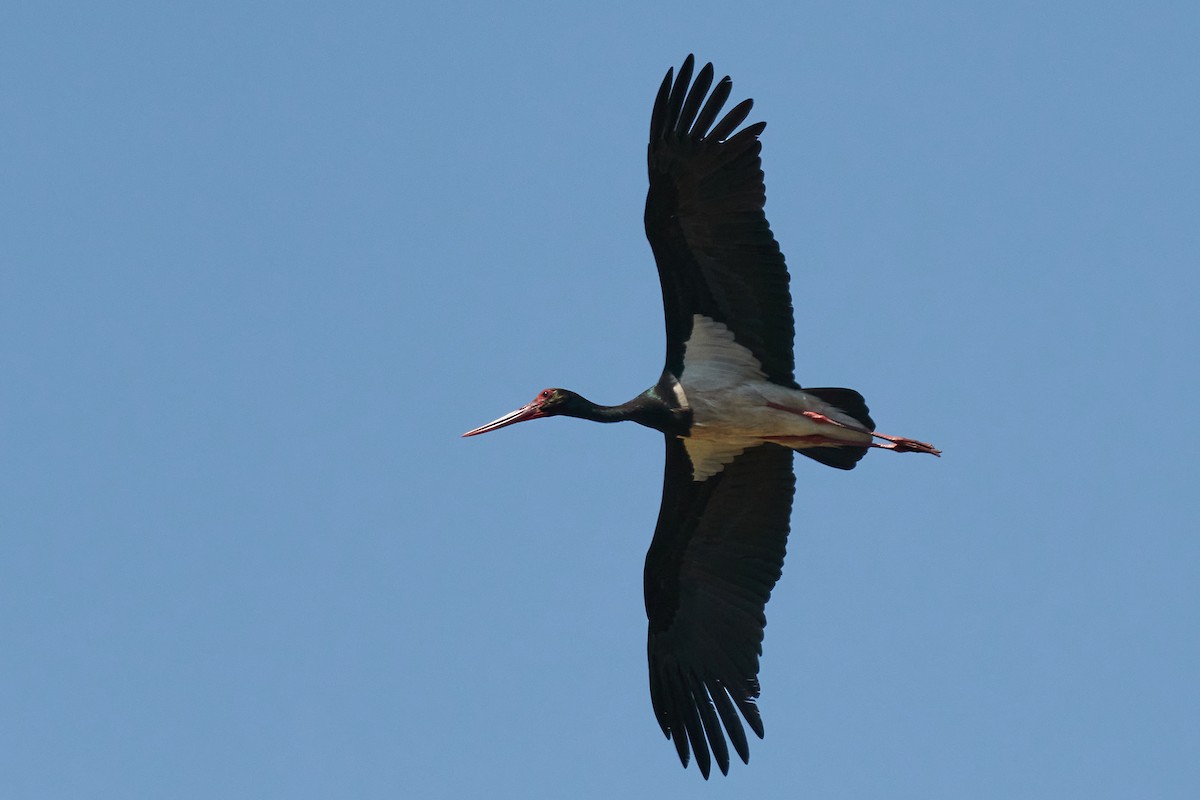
[
  {"left": 566, "top": 397, "right": 640, "bottom": 424},
  {"left": 565, "top": 390, "right": 688, "bottom": 436}
]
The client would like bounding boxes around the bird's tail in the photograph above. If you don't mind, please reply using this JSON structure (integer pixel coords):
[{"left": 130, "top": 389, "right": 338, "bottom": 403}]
[{"left": 795, "top": 387, "right": 873, "bottom": 471}]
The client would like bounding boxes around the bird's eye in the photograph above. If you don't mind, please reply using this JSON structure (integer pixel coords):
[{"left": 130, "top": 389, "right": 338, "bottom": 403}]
[{"left": 541, "top": 390, "right": 553, "bottom": 399}]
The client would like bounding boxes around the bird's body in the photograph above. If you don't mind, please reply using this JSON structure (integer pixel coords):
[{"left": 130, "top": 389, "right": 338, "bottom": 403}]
[
  {"left": 670, "top": 314, "right": 875, "bottom": 474},
  {"left": 464, "top": 56, "right": 939, "bottom": 778}
]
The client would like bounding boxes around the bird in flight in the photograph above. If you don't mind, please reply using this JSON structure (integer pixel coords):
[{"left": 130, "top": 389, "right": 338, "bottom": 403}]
[{"left": 463, "top": 55, "right": 940, "bottom": 778}]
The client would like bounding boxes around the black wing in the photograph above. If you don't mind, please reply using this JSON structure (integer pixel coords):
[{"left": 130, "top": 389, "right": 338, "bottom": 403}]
[
  {"left": 645, "top": 55, "right": 797, "bottom": 387},
  {"left": 644, "top": 438, "right": 795, "bottom": 777}
]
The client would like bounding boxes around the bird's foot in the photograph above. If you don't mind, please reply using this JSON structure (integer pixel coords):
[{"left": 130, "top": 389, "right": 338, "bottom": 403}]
[
  {"left": 871, "top": 433, "right": 941, "bottom": 457},
  {"left": 799, "top": 411, "right": 941, "bottom": 457}
]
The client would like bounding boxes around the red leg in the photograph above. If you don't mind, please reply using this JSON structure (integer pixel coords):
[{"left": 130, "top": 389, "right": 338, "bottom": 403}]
[
  {"left": 871, "top": 435, "right": 941, "bottom": 456},
  {"left": 766, "top": 403, "right": 941, "bottom": 456}
]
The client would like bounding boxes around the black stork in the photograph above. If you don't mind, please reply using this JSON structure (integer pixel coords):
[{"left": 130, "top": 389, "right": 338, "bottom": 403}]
[{"left": 463, "top": 55, "right": 940, "bottom": 778}]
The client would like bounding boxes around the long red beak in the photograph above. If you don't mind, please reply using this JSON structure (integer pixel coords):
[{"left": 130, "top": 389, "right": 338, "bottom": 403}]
[{"left": 462, "top": 401, "right": 546, "bottom": 437}]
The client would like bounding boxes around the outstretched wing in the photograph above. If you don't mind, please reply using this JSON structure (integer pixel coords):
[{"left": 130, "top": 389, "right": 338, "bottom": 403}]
[
  {"left": 645, "top": 55, "right": 797, "bottom": 387},
  {"left": 644, "top": 438, "right": 795, "bottom": 778}
]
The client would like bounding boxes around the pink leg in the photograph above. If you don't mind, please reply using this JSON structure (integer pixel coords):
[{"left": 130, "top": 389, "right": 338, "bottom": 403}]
[
  {"left": 766, "top": 404, "right": 942, "bottom": 457},
  {"left": 765, "top": 435, "right": 938, "bottom": 454},
  {"left": 870, "top": 435, "right": 942, "bottom": 455}
]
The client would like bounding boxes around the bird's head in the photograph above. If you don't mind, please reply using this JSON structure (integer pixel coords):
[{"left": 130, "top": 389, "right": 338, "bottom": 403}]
[{"left": 462, "top": 388, "right": 581, "bottom": 437}]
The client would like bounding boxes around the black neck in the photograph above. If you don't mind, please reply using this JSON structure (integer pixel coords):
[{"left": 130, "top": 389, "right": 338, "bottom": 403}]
[{"left": 564, "top": 376, "right": 689, "bottom": 436}]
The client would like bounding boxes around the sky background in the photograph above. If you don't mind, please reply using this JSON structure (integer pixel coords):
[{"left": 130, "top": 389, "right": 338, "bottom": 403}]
[{"left": 3, "top": 2, "right": 1198, "bottom": 798}]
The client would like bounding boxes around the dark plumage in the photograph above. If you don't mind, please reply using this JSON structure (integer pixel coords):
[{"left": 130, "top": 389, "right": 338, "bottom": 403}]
[{"left": 464, "top": 55, "right": 940, "bottom": 779}]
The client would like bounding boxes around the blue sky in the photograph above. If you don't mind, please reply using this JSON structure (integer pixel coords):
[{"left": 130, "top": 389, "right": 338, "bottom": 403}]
[{"left": 3, "top": 2, "right": 1198, "bottom": 798}]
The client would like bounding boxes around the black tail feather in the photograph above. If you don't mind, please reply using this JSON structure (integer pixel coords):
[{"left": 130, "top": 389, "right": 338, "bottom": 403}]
[
  {"left": 802, "top": 387, "right": 875, "bottom": 430},
  {"left": 796, "top": 387, "right": 874, "bottom": 471},
  {"left": 799, "top": 445, "right": 869, "bottom": 470}
]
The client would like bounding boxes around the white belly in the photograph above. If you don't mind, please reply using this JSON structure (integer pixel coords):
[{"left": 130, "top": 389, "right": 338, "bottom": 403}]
[
  {"left": 686, "top": 382, "right": 870, "bottom": 441},
  {"left": 675, "top": 314, "right": 870, "bottom": 480}
]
